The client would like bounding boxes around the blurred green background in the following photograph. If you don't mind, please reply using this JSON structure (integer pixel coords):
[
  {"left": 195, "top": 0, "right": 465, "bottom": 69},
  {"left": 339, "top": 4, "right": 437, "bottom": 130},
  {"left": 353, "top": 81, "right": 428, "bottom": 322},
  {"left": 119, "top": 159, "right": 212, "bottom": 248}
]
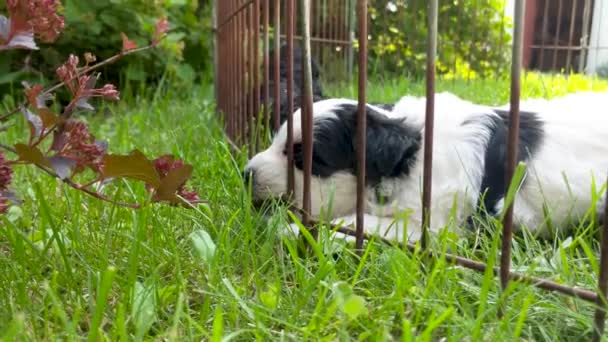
[{"left": 0, "top": 0, "right": 515, "bottom": 97}]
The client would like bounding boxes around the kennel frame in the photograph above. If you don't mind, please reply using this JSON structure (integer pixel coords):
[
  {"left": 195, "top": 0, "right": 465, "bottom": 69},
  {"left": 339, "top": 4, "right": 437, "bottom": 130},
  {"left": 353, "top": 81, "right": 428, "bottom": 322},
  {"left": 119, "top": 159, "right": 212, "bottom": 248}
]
[{"left": 213, "top": 0, "right": 608, "bottom": 339}]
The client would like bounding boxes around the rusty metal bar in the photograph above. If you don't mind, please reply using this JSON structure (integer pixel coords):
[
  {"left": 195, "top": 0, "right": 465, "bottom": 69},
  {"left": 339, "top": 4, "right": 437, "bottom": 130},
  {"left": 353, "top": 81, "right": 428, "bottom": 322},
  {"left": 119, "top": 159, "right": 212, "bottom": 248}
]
[
  {"left": 253, "top": 0, "right": 261, "bottom": 153},
  {"left": 215, "top": 0, "right": 256, "bottom": 32},
  {"left": 355, "top": 0, "right": 368, "bottom": 252},
  {"left": 496, "top": 0, "right": 506, "bottom": 79},
  {"left": 213, "top": 0, "right": 220, "bottom": 119},
  {"left": 421, "top": 0, "right": 438, "bottom": 250},
  {"left": 500, "top": 0, "right": 524, "bottom": 292},
  {"left": 263, "top": 0, "right": 270, "bottom": 141},
  {"left": 299, "top": 0, "right": 314, "bottom": 231},
  {"left": 579, "top": 0, "right": 593, "bottom": 73},
  {"left": 531, "top": 45, "right": 585, "bottom": 51},
  {"left": 273, "top": 0, "right": 281, "bottom": 131},
  {"left": 286, "top": 0, "right": 295, "bottom": 197},
  {"left": 467, "top": 0, "right": 478, "bottom": 82},
  {"left": 238, "top": 2, "right": 246, "bottom": 145},
  {"left": 279, "top": 35, "right": 352, "bottom": 46},
  {"left": 551, "top": 0, "right": 564, "bottom": 71},
  {"left": 229, "top": 1, "right": 240, "bottom": 142},
  {"left": 347, "top": 0, "right": 355, "bottom": 82},
  {"left": 248, "top": 4, "right": 255, "bottom": 156},
  {"left": 593, "top": 175, "right": 608, "bottom": 341},
  {"left": 566, "top": 0, "right": 579, "bottom": 71},
  {"left": 538, "top": 0, "right": 550, "bottom": 71}
]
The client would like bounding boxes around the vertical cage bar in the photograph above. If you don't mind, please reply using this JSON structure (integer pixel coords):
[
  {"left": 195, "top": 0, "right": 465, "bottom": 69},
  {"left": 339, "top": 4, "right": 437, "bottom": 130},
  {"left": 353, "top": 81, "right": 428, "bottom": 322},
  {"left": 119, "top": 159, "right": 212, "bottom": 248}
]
[
  {"left": 355, "top": 0, "right": 368, "bottom": 252},
  {"left": 593, "top": 174, "right": 608, "bottom": 342},
  {"left": 213, "top": 0, "right": 220, "bottom": 119},
  {"left": 347, "top": 0, "right": 355, "bottom": 82},
  {"left": 263, "top": 0, "right": 270, "bottom": 141},
  {"left": 467, "top": 0, "right": 478, "bottom": 82},
  {"left": 500, "top": 0, "right": 525, "bottom": 292},
  {"left": 496, "top": 0, "right": 507, "bottom": 78},
  {"left": 273, "top": 0, "right": 281, "bottom": 131},
  {"left": 579, "top": 0, "right": 593, "bottom": 73},
  {"left": 238, "top": 2, "right": 245, "bottom": 144},
  {"left": 421, "top": 0, "right": 438, "bottom": 250},
  {"left": 248, "top": 4, "right": 255, "bottom": 156},
  {"left": 566, "top": 0, "right": 579, "bottom": 72},
  {"left": 299, "top": 0, "right": 314, "bottom": 230},
  {"left": 224, "top": 0, "right": 232, "bottom": 140},
  {"left": 253, "top": 0, "right": 261, "bottom": 153},
  {"left": 230, "top": 0, "right": 237, "bottom": 143},
  {"left": 538, "top": 0, "right": 550, "bottom": 71},
  {"left": 286, "top": 0, "right": 296, "bottom": 197},
  {"left": 551, "top": 0, "right": 563, "bottom": 71}
]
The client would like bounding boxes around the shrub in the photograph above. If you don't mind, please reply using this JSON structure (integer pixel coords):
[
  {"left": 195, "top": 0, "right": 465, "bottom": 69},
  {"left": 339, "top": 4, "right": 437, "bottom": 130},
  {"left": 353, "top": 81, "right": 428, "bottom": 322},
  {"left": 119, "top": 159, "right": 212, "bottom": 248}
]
[
  {"left": 0, "top": 0, "right": 200, "bottom": 214},
  {"left": 0, "top": 0, "right": 213, "bottom": 93},
  {"left": 365, "top": 0, "right": 512, "bottom": 79}
]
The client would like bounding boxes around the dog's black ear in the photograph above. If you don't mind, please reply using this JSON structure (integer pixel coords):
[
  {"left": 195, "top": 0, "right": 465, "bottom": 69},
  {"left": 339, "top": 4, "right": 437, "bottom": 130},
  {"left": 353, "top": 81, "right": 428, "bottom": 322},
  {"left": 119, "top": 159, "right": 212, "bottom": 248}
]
[
  {"left": 363, "top": 108, "right": 422, "bottom": 186},
  {"left": 295, "top": 115, "right": 356, "bottom": 177}
]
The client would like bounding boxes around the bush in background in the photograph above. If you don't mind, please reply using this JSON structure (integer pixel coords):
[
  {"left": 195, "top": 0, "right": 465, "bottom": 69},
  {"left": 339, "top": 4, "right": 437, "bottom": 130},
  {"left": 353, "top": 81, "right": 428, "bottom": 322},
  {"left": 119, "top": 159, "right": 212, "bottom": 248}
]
[
  {"left": 0, "top": 0, "right": 212, "bottom": 95},
  {"left": 366, "top": 0, "right": 512, "bottom": 79}
]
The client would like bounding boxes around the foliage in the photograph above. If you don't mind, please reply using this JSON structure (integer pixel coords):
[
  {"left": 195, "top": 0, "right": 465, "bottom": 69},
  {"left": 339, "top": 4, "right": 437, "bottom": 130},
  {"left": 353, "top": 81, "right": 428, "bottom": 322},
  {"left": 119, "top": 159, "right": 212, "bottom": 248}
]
[
  {"left": 0, "top": 0, "right": 200, "bottom": 214},
  {"left": 0, "top": 0, "right": 213, "bottom": 93},
  {"left": 365, "top": 0, "right": 512, "bottom": 79}
]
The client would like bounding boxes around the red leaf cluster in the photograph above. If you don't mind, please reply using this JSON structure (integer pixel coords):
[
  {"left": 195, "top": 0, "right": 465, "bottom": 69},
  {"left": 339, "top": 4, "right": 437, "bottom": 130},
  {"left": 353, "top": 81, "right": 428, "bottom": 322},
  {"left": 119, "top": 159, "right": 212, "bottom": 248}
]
[
  {"left": 53, "top": 120, "right": 107, "bottom": 174},
  {"left": 56, "top": 55, "right": 120, "bottom": 113},
  {"left": 1, "top": 0, "right": 64, "bottom": 50},
  {"left": 0, "top": 151, "right": 13, "bottom": 213},
  {"left": 0, "top": 13, "right": 198, "bottom": 213},
  {"left": 152, "top": 155, "right": 200, "bottom": 204},
  {"left": 152, "top": 17, "right": 169, "bottom": 47}
]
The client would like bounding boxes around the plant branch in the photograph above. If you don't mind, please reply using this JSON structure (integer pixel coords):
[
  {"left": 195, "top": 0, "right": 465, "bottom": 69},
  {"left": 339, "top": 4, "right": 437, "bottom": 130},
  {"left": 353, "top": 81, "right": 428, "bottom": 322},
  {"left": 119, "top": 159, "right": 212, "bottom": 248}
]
[
  {"left": 32, "top": 163, "right": 141, "bottom": 209},
  {"left": 0, "top": 43, "right": 161, "bottom": 122}
]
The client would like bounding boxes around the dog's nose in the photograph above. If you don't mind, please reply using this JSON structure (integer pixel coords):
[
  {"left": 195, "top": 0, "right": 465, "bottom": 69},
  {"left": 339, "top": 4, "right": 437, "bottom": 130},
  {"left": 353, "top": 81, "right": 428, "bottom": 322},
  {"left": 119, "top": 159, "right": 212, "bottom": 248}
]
[{"left": 242, "top": 168, "right": 255, "bottom": 185}]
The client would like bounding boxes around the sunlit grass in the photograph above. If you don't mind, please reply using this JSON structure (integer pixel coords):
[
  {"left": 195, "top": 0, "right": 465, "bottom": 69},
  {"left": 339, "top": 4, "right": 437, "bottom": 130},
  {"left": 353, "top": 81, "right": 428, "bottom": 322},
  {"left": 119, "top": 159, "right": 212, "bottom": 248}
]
[{"left": 0, "top": 76, "right": 606, "bottom": 340}]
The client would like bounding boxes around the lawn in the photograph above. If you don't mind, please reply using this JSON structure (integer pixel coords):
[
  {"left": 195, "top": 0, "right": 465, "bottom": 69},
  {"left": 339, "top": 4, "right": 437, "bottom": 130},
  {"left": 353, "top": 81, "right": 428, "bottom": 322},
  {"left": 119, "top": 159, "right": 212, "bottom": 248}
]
[{"left": 1, "top": 73, "right": 608, "bottom": 341}]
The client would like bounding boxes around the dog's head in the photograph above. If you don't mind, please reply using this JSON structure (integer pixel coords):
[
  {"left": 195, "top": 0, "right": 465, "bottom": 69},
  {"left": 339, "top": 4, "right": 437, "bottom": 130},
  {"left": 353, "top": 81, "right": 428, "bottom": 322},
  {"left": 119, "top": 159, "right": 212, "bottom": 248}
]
[{"left": 243, "top": 99, "right": 422, "bottom": 218}]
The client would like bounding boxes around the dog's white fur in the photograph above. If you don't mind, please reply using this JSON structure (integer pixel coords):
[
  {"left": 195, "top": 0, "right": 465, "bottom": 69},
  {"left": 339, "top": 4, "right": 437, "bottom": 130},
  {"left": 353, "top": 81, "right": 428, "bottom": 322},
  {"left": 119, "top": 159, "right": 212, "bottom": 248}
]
[{"left": 245, "top": 91, "right": 608, "bottom": 242}]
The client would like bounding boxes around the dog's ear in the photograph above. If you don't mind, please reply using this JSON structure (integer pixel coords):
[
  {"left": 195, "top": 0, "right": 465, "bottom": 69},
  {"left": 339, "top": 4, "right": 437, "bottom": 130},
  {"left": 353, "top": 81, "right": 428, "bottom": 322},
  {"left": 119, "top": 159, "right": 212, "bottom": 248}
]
[
  {"left": 295, "top": 115, "right": 356, "bottom": 177},
  {"left": 364, "top": 109, "right": 421, "bottom": 186}
]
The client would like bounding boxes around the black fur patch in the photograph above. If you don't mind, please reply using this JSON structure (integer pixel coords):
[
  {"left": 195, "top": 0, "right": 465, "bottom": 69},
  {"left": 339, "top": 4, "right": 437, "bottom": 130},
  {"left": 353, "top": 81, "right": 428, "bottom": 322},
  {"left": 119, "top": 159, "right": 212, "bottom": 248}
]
[
  {"left": 293, "top": 103, "right": 421, "bottom": 186},
  {"left": 475, "top": 109, "right": 545, "bottom": 217}
]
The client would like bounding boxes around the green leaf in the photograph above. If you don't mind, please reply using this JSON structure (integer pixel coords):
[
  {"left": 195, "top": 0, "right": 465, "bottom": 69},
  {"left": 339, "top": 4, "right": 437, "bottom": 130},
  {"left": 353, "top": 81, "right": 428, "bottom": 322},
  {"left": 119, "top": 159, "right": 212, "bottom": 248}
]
[
  {"left": 189, "top": 229, "right": 216, "bottom": 264},
  {"left": 341, "top": 294, "right": 366, "bottom": 320},
  {"left": 131, "top": 281, "right": 157, "bottom": 338},
  {"left": 259, "top": 285, "right": 279, "bottom": 309}
]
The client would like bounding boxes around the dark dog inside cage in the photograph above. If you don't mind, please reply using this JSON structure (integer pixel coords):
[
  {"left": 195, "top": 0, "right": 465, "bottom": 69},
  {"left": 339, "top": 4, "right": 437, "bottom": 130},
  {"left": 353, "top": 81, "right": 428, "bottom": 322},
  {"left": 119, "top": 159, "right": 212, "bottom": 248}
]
[
  {"left": 258, "top": 44, "right": 325, "bottom": 126},
  {"left": 257, "top": 44, "right": 394, "bottom": 129}
]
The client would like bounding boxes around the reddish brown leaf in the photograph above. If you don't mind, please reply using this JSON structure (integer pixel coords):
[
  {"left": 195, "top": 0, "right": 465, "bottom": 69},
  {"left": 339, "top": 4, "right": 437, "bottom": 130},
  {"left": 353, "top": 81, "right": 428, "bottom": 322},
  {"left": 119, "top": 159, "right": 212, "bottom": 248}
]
[
  {"left": 14, "top": 143, "right": 51, "bottom": 168},
  {"left": 38, "top": 108, "right": 60, "bottom": 129},
  {"left": 153, "top": 164, "right": 193, "bottom": 204},
  {"left": 102, "top": 150, "right": 161, "bottom": 188},
  {"left": 121, "top": 32, "right": 137, "bottom": 52}
]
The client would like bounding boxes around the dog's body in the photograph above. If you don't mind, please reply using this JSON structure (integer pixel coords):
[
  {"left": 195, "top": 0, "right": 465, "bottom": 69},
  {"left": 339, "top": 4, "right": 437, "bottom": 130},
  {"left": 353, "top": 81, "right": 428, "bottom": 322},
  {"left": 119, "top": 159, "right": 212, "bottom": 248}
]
[{"left": 244, "top": 91, "right": 608, "bottom": 241}]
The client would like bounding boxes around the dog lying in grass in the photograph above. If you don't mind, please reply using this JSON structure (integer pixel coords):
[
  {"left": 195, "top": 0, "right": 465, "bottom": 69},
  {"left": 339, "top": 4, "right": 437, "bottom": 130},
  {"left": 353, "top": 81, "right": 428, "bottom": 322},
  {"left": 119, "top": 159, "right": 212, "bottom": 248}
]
[{"left": 244, "top": 91, "right": 608, "bottom": 242}]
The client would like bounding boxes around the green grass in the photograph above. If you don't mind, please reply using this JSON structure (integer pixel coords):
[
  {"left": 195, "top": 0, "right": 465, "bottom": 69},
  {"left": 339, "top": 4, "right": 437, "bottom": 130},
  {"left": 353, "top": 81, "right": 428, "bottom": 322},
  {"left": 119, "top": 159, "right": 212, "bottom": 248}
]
[{"left": 1, "top": 74, "right": 608, "bottom": 341}]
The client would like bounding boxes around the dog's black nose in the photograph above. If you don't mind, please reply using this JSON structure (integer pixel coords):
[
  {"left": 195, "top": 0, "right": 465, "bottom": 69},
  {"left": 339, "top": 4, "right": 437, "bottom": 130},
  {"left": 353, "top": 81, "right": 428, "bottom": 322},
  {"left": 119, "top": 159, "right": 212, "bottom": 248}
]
[{"left": 242, "top": 168, "right": 254, "bottom": 185}]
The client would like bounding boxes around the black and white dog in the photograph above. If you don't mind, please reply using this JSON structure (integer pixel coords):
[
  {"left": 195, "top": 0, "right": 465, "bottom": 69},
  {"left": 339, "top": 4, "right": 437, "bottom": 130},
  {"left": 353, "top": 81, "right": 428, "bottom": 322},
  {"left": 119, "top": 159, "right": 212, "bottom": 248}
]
[{"left": 244, "top": 91, "right": 608, "bottom": 241}]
